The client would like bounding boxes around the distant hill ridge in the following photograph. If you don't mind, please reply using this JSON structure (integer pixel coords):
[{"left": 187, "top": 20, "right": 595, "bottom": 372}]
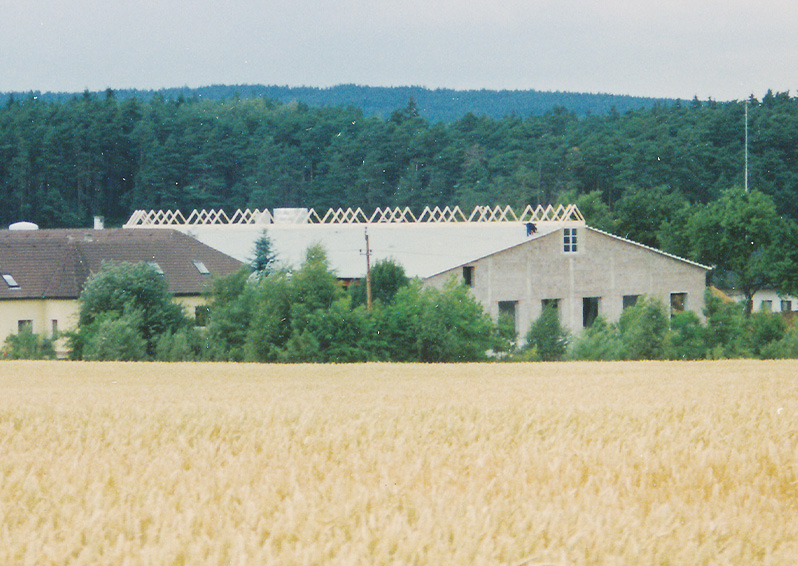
[{"left": 1, "top": 84, "right": 676, "bottom": 122}]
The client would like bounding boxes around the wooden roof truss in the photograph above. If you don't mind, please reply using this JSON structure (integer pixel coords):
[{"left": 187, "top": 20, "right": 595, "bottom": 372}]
[{"left": 125, "top": 204, "right": 584, "bottom": 227}]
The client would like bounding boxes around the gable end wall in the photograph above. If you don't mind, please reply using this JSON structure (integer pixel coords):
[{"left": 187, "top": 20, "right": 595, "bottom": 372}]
[{"left": 424, "top": 227, "right": 707, "bottom": 338}]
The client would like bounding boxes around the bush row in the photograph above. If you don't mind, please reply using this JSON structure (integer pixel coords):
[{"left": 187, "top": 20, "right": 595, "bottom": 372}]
[
  {"left": 4, "top": 258, "right": 796, "bottom": 363},
  {"left": 521, "top": 293, "right": 798, "bottom": 361}
]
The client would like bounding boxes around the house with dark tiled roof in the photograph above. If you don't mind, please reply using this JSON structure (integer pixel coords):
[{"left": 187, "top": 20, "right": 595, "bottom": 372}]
[{"left": 0, "top": 227, "right": 243, "bottom": 355}]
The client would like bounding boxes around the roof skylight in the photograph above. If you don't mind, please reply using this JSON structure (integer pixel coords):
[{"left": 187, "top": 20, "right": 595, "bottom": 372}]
[
  {"left": 2, "top": 274, "right": 20, "bottom": 288},
  {"left": 147, "top": 262, "right": 164, "bottom": 275},
  {"left": 192, "top": 260, "right": 210, "bottom": 275}
]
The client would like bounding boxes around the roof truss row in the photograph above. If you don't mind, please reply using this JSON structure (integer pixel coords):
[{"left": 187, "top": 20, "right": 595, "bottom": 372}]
[{"left": 125, "top": 204, "right": 584, "bottom": 227}]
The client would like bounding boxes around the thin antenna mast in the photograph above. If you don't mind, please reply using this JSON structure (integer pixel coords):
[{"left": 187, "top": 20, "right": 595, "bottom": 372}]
[{"left": 744, "top": 99, "right": 749, "bottom": 192}]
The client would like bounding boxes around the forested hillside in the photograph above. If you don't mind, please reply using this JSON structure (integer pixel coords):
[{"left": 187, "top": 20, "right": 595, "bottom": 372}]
[
  {"left": 0, "top": 85, "right": 673, "bottom": 123},
  {"left": 2, "top": 89, "right": 797, "bottom": 260}
]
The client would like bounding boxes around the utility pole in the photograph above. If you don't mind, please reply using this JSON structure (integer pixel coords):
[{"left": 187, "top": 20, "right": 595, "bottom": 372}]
[{"left": 364, "top": 227, "right": 373, "bottom": 312}]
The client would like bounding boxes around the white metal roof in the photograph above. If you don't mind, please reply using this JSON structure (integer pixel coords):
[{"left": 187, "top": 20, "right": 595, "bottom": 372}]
[{"left": 125, "top": 205, "right": 586, "bottom": 279}]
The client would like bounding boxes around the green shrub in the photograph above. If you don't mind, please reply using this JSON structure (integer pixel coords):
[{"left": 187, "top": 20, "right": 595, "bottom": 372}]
[
  {"left": 372, "top": 278, "right": 498, "bottom": 363},
  {"left": 703, "top": 290, "right": 751, "bottom": 358},
  {"left": 494, "top": 311, "right": 519, "bottom": 355},
  {"left": 525, "top": 304, "right": 568, "bottom": 361},
  {"left": 414, "top": 278, "right": 498, "bottom": 362},
  {"left": 1, "top": 329, "right": 56, "bottom": 360},
  {"left": 507, "top": 345, "right": 541, "bottom": 362},
  {"left": 618, "top": 296, "right": 668, "bottom": 360},
  {"left": 568, "top": 317, "right": 623, "bottom": 361},
  {"left": 155, "top": 328, "right": 202, "bottom": 361},
  {"left": 749, "top": 312, "right": 786, "bottom": 358},
  {"left": 766, "top": 323, "right": 798, "bottom": 359},
  {"left": 276, "top": 297, "right": 370, "bottom": 363},
  {"left": 758, "top": 340, "right": 787, "bottom": 360},
  {"left": 350, "top": 259, "right": 409, "bottom": 308},
  {"left": 83, "top": 309, "right": 148, "bottom": 361},
  {"left": 668, "top": 311, "right": 707, "bottom": 360},
  {"left": 71, "top": 262, "right": 190, "bottom": 360}
]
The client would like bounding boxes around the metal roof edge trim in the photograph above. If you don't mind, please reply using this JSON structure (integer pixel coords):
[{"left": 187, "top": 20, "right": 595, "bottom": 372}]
[{"left": 585, "top": 226, "right": 712, "bottom": 271}]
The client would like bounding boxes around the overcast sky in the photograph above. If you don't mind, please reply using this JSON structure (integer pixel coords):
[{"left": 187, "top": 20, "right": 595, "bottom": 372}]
[{"left": 1, "top": 0, "right": 796, "bottom": 101}]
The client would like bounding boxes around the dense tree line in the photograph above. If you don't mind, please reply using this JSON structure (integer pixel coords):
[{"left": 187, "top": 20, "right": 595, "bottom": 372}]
[
  {"left": 3, "top": 89, "right": 798, "bottom": 238},
  {"left": 0, "top": 84, "right": 673, "bottom": 122}
]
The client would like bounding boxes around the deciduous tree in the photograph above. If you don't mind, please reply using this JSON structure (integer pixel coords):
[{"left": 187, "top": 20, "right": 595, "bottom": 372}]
[
  {"left": 70, "top": 262, "right": 189, "bottom": 359},
  {"left": 688, "top": 187, "right": 796, "bottom": 315}
]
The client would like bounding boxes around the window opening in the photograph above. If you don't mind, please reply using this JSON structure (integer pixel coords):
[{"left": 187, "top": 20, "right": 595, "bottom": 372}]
[
  {"left": 195, "top": 306, "right": 210, "bottom": 327},
  {"left": 498, "top": 300, "right": 518, "bottom": 331},
  {"left": 781, "top": 300, "right": 792, "bottom": 312},
  {"left": 583, "top": 297, "right": 600, "bottom": 328},
  {"left": 563, "top": 228, "right": 578, "bottom": 253},
  {"left": 3, "top": 274, "right": 19, "bottom": 288},
  {"left": 462, "top": 266, "right": 474, "bottom": 287},
  {"left": 51, "top": 319, "right": 59, "bottom": 337},
  {"left": 760, "top": 299, "right": 773, "bottom": 312},
  {"left": 541, "top": 298, "right": 560, "bottom": 312},
  {"left": 622, "top": 295, "right": 639, "bottom": 309},
  {"left": 670, "top": 292, "right": 687, "bottom": 316},
  {"left": 18, "top": 320, "right": 33, "bottom": 333}
]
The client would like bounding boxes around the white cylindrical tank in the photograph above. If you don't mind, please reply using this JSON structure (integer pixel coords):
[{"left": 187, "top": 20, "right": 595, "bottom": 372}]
[{"left": 9, "top": 221, "right": 39, "bottom": 230}]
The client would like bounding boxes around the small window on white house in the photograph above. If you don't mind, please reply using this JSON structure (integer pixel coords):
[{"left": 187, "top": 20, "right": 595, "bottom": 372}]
[
  {"left": 563, "top": 228, "right": 578, "bottom": 253},
  {"left": 18, "top": 320, "right": 33, "bottom": 333},
  {"left": 51, "top": 319, "right": 59, "bottom": 337},
  {"left": 3, "top": 274, "right": 20, "bottom": 288},
  {"left": 781, "top": 300, "right": 792, "bottom": 312},
  {"left": 148, "top": 262, "right": 164, "bottom": 275},
  {"left": 193, "top": 260, "right": 210, "bottom": 275},
  {"left": 760, "top": 300, "right": 773, "bottom": 312}
]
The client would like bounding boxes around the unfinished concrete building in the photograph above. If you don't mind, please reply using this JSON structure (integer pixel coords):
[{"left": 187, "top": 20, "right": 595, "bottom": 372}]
[{"left": 124, "top": 205, "right": 710, "bottom": 337}]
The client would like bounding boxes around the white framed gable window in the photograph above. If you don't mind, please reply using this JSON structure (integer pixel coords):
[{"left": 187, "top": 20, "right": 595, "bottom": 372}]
[{"left": 563, "top": 228, "right": 578, "bottom": 253}]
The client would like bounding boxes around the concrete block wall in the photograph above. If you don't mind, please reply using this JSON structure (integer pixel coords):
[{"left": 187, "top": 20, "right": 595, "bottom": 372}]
[{"left": 425, "top": 226, "right": 708, "bottom": 340}]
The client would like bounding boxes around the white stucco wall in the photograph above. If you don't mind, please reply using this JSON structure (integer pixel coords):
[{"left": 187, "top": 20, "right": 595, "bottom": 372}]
[
  {"left": 724, "top": 289, "right": 798, "bottom": 313},
  {"left": 0, "top": 298, "right": 78, "bottom": 357},
  {"left": 1, "top": 296, "right": 208, "bottom": 358}
]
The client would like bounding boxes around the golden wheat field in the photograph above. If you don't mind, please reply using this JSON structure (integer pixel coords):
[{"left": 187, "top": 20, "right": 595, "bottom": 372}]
[{"left": 1, "top": 361, "right": 797, "bottom": 566}]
